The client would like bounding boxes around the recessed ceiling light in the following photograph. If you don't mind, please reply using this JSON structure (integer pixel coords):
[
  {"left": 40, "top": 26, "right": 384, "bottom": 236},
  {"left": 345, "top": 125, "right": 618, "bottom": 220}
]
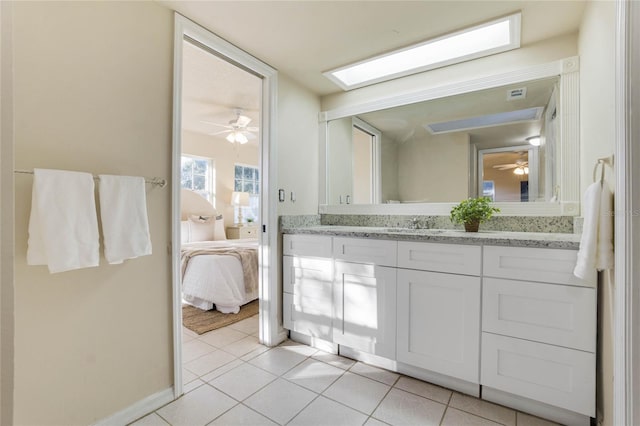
[
  {"left": 324, "top": 13, "right": 521, "bottom": 91},
  {"left": 425, "top": 106, "right": 543, "bottom": 134},
  {"left": 527, "top": 136, "right": 541, "bottom": 146}
]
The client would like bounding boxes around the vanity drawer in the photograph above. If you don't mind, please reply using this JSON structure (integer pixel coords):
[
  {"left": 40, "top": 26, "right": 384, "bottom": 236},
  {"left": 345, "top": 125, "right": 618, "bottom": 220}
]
[
  {"left": 483, "top": 278, "right": 596, "bottom": 352},
  {"left": 483, "top": 246, "right": 596, "bottom": 287},
  {"left": 481, "top": 332, "right": 595, "bottom": 417},
  {"left": 333, "top": 237, "right": 397, "bottom": 267},
  {"left": 283, "top": 234, "right": 332, "bottom": 258},
  {"left": 398, "top": 241, "right": 481, "bottom": 276}
]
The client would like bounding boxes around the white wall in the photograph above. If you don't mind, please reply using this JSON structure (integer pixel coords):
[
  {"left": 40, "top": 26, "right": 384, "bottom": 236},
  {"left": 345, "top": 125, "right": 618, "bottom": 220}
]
[
  {"left": 578, "top": 2, "right": 616, "bottom": 425},
  {"left": 182, "top": 130, "right": 259, "bottom": 228},
  {"left": 11, "top": 3, "right": 173, "bottom": 425},
  {"left": 381, "top": 136, "right": 399, "bottom": 202},
  {"left": 277, "top": 74, "right": 321, "bottom": 215}
]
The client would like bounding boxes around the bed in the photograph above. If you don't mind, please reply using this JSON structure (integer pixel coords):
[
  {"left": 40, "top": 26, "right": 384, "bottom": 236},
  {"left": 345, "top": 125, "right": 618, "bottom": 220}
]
[
  {"left": 180, "top": 189, "right": 259, "bottom": 314},
  {"left": 181, "top": 239, "right": 259, "bottom": 314}
]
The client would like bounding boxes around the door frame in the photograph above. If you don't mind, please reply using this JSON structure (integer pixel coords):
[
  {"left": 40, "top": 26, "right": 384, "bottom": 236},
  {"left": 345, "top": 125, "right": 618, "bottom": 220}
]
[{"left": 171, "top": 14, "right": 280, "bottom": 398}]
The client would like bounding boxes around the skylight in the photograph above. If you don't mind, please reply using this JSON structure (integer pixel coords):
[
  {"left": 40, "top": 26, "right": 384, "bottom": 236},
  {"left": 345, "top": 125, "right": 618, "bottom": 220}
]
[
  {"left": 425, "top": 106, "right": 544, "bottom": 134},
  {"left": 324, "top": 13, "right": 521, "bottom": 91}
]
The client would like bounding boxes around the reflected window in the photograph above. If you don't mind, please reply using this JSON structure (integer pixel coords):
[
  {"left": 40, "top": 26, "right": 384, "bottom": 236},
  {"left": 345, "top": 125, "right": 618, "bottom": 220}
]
[
  {"left": 234, "top": 164, "right": 260, "bottom": 221},
  {"left": 181, "top": 155, "right": 215, "bottom": 205}
]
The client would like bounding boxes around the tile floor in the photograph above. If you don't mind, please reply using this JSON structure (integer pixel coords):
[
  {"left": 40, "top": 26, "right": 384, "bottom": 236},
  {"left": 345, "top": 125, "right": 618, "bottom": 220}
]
[{"left": 131, "top": 316, "right": 560, "bottom": 426}]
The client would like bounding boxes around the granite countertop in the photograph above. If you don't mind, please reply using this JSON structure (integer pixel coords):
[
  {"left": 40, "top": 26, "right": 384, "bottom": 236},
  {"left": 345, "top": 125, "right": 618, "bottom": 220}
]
[{"left": 281, "top": 225, "right": 582, "bottom": 250}]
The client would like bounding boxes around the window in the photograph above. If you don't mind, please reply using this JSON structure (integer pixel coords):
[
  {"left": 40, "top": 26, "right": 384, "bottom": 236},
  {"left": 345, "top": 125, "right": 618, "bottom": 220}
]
[
  {"left": 234, "top": 164, "right": 259, "bottom": 222},
  {"left": 181, "top": 155, "right": 215, "bottom": 205}
]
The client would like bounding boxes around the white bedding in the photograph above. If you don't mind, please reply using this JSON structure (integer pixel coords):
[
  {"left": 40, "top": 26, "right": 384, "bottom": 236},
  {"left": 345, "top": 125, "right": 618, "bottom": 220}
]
[{"left": 181, "top": 239, "right": 259, "bottom": 313}]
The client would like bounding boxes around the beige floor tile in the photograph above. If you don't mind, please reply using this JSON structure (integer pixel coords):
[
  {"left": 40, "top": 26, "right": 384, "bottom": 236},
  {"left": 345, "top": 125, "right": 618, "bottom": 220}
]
[
  {"left": 364, "top": 417, "right": 390, "bottom": 426},
  {"left": 284, "top": 358, "right": 346, "bottom": 393},
  {"left": 244, "top": 378, "right": 317, "bottom": 425},
  {"left": 222, "top": 335, "right": 264, "bottom": 357},
  {"left": 289, "top": 396, "right": 368, "bottom": 426},
  {"left": 349, "top": 362, "right": 400, "bottom": 386},
  {"left": 449, "top": 392, "right": 517, "bottom": 426},
  {"left": 156, "top": 384, "right": 236, "bottom": 426},
  {"left": 182, "top": 339, "right": 217, "bottom": 364},
  {"left": 210, "top": 362, "right": 277, "bottom": 401},
  {"left": 184, "top": 349, "right": 237, "bottom": 377},
  {"left": 323, "top": 371, "right": 390, "bottom": 415},
  {"left": 372, "top": 388, "right": 446, "bottom": 426},
  {"left": 239, "top": 344, "right": 270, "bottom": 361},
  {"left": 183, "top": 379, "right": 205, "bottom": 394},
  {"left": 199, "top": 327, "right": 247, "bottom": 348},
  {"left": 516, "top": 411, "right": 562, "bottom": 426},
  {"left": 394, "top": 376, "right": 452, "bottom": 404},
  {"left": 442, "top": 407, "right": 503, "bottom": 426},
  {"left": 228, "top": 314, "right": 259, "bottom": 335},
  {"left": 209, "top": 403, "right": 278, "bottom": 426},
  {"left": 200, "top": 359, "right": 244, "bottom": 382},
  {"left": 129, "top": 412, "right": 170, "bottom": 426},
  {"left": 278, "top": 339, "right": 320, "bottom": 357},
  {"left": 312, "top": 350, "right": 357, "bottom": 370},
  {"left": 248, "top": 346, "right": 307, "bottom": 376}
]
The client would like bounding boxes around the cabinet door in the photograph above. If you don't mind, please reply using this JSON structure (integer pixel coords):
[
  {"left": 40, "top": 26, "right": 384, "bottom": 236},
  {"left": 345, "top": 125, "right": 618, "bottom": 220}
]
[
  {"left": 397, "top": 269, "right": 481, "bottom": 383},
  {"left": 333, "top": 261, "right": 396, "bottom": 359},
  {"left": 283, "top": 255, "right": 333, "bottom": 341}
]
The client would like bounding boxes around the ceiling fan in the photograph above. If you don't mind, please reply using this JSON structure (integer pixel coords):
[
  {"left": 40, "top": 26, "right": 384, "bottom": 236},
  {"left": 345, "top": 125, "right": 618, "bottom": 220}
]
[
  {"left": 493, "top": 159, "right": 529, "bottom": 175},
  {"left": 202, "top": 108, "right": 258, "bottom": 144}
]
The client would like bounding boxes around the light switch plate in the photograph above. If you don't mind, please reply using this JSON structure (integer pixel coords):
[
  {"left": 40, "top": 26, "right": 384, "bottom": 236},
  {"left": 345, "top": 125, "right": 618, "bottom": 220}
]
[{"left": 278, "top": 189, "right": 285, "bottom": 202}]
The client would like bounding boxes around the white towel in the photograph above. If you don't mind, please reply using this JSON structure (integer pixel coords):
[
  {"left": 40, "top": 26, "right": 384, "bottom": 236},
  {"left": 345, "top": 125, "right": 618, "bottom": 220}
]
[
  {"left": 27, "top": 169, "right": 100, "bottom": 273},
  {"left": 98, "top": 175, "right": 152, "bottom": 264},
  {"left": 574, "top": 182, "right": 614, "bottom": 279}
]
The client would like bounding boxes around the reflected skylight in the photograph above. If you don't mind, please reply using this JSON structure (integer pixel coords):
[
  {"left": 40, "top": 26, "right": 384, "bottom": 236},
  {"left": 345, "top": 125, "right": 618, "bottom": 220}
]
[
  {"left": 425, "top": 106, "right": 544, "bottom": 134},
  {"left": 325, "top": 13, "right": 521, "bottom": 91}
]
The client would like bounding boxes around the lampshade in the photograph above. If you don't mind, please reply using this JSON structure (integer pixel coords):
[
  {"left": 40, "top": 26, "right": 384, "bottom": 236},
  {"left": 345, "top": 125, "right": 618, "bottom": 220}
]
[{"left": 230, "top": 191, "right": 250, "bottom": 206}]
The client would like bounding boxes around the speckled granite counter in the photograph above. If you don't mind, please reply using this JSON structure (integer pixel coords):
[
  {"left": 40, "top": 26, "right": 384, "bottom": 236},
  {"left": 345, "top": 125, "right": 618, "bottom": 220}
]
[{"left": 281, "top": 225, "right": 582, "bottom": 250}]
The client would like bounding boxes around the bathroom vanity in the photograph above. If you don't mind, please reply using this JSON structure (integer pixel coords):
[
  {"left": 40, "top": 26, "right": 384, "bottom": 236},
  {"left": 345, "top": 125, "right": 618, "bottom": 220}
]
[{"left": 282, "top": 227, "right": 596, "bottom": 426}]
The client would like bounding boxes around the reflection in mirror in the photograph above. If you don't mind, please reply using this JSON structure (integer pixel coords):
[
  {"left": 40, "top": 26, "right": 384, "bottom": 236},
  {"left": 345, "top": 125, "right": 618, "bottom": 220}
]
[
  {"left": 326, "top": 76, "right": 559, "bottom": 205},
  {"left": 327, "top": 117, "right": 381, "bottom": 204}
]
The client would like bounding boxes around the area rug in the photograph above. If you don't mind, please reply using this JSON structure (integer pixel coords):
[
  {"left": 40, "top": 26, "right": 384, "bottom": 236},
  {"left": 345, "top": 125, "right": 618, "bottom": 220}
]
[{"left": 182, "top": 300, "right": 259, "bottom": 335}]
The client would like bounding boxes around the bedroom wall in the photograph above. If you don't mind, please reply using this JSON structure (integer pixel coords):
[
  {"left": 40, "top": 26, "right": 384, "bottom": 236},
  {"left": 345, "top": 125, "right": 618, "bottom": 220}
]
[
  {"left": 182, "top": 129, "right": 259, "bottom": 228},
  {"left": 11, "top": 2, "right": 174, "bottom": 425},
  {"left": 578, "top": 2, "right": 616, "bottom": 425}
]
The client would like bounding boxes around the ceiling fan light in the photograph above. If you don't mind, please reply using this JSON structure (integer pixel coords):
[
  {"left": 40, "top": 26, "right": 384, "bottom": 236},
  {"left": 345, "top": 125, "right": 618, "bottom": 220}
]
[
  {"left": 236, "top": 133, "right": 249, "bottom": 144},
  {"left": 524, "top": 166, "right": 529, "bottom": 174},
  {"left": 226, "top": 133, "right": 236, "bottom": 143},
  {"left": 513, "top": 167, "right": 525, "bottom": 175},
  {"left": 527, "top": 136, "right": 541, "bottom": 146}
]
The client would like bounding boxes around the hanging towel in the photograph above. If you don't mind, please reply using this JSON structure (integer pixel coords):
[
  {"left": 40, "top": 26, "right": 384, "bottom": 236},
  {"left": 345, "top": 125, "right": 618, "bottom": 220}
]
[
  {"left": 27, "top": 169, "right": 100, "bottom": 273},
  {"left": 98, "top": 175, "right": 152, "bottom": 264},
  {"left": 574, "top": 182, "right": 614, "bottom": 279}
]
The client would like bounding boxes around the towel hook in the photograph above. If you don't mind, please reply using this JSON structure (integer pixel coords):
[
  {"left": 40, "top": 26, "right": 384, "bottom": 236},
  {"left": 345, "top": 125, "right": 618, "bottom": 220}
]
[{"left": 592, "top": 155, "right": 614, "bottom": 186}]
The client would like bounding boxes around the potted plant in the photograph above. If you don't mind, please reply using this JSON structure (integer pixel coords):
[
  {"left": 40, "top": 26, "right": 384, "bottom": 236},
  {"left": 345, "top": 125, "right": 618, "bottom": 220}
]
[{"left": 450, "top": 196, "right": 500, "bottom": 232}]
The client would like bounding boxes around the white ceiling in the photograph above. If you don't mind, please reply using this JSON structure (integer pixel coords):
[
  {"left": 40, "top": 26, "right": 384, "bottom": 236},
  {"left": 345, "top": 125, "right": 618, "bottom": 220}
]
[{"left": 160, "top": 0, "right": 585, "bottom": 96}]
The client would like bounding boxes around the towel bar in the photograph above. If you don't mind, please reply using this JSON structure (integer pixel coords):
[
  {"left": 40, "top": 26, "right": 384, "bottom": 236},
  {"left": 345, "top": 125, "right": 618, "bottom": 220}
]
[{"left": 13, "top": 169, "right": 167, "bottom": 188}]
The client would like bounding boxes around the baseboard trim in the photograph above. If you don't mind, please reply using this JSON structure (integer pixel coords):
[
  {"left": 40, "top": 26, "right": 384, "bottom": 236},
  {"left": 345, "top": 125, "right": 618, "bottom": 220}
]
[
  {"left": 482, "top": 386, "right": 591, "bottom": 426},
  {"left": 92, "top": 387, "right": 174, "bottom": 426}
]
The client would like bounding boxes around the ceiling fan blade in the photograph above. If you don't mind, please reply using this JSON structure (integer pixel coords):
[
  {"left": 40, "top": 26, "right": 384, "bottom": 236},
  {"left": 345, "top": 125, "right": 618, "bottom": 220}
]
[
  {"left": 246, "top": 126, "right": 259, "bottom": 132},
  {"left": 201, "top": 120, "right": 233, "bottom": 129},
  {"left": 236, "top": 115, "right": 252, "bottom": 127},
  {"left": 209, "top": 130, "right": 233, "bottom": 136},
  {"left": 493, "top": 164, "right": 518, "bottom": 170}
]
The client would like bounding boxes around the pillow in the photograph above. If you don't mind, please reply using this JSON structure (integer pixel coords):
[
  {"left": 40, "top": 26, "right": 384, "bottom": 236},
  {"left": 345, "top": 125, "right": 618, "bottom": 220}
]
[
  {"left": 180, "top": 221, "right": 190, "bottom": 244},
  {"left": 188, "top": 218, "right": 215, "bottom": 242},
  {"left": 213, "top": 214, "right": 226, "bottom": 240}
]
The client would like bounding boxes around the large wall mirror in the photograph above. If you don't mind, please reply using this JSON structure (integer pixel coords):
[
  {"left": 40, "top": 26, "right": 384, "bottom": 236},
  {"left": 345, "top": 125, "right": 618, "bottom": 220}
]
[{"left": 320, "top": 57, "right": 580, "bottom": 216}]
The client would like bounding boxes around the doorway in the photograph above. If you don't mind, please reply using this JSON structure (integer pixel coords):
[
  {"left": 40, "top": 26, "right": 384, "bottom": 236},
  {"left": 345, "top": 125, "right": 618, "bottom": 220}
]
[{"left": 171, "top": 15, "right": 279, "bottom": 398}]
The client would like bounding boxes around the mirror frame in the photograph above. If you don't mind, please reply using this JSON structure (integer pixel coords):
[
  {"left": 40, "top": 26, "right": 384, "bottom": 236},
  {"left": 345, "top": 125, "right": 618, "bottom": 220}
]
[{"left": 319, "top": 56, "right": 580, "bottom": 216}]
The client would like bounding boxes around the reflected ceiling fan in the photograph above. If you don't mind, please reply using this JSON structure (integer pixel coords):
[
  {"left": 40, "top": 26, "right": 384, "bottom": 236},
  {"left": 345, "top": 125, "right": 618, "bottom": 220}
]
[
  {"left": 493, "top": 159, "right": 529, "bottom": 175},
  {"left": 202, "top": 108, "right": 258, "bottom": 144}
]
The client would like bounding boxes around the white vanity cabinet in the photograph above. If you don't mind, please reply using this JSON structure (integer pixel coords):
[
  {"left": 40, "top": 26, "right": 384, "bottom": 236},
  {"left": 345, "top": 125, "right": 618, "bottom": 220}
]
[
  {"left": 396, "top": 242, "right": 482, "bottom": 384},
  {"left": 282, "top": 235, "right": 333, "bottom": 342},
  {"left": 332, "top": 238, "right": 397, "bottom": 359},
  {"left": 480, "top": 245, "right": 597, "bottom": 422}
]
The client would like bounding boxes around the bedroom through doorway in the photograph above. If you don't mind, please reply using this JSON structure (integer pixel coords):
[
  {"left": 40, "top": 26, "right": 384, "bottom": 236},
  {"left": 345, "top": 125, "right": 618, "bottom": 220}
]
[{"left": 172, "top": 15, "right": 278, "bottom": 398}]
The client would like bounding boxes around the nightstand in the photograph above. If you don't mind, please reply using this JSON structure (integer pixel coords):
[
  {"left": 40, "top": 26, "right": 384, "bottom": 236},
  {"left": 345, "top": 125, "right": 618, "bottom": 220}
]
[{"left": 226, "top": 225, "right": 259, "bottom": 240}]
